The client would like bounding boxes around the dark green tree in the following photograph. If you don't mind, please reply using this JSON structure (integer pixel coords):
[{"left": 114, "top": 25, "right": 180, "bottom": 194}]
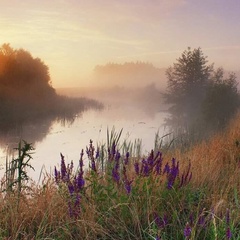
[{"left": 164, "top": 47, "right": 213, "bottom": 130}]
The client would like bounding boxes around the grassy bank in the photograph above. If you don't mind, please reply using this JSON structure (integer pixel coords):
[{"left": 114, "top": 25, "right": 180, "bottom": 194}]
[{"left": 1, "top": 114, "right": 240, "bottom": 239}]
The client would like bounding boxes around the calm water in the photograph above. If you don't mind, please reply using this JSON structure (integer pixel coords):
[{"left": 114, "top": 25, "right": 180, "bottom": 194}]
[{"left": 0, "top": 101, "right": 168, "bottom": 182}]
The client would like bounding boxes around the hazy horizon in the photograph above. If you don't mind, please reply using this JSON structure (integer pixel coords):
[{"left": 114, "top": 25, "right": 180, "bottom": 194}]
[{"left": 1, "top": 0, "right": 240, "bottom": 88}]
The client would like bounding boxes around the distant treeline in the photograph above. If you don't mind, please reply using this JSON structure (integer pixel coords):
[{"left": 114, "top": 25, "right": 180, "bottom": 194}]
[
  {"left": 93, "top": 61, "right": 167, "bottom": 89},
  {"left": 0, "top": 43, "right": 103, "bottom": 126},
  {"left": 94, "top": 62, "right": 159, "bottom": 74}
]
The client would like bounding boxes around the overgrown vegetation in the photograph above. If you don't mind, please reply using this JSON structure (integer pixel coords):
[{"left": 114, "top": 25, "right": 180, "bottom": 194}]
[
  {"left": 164, "top": 47, "right": 240, "bottom": 141},
  {"left": 0, "top": 43, "right": 103, "bottom": 127},
  {"left": 1, "top": 116, "right": 240, "bottom": 239}
]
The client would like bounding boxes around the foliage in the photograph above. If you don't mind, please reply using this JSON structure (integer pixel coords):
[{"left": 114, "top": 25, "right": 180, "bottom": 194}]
[
  {"left": 1, "top": 140, "right": 34, "bottom": 214},
  {"left": 164, "top": 47, "right": 240, "bottom": 139},
  {"left": 0, "top": 43, "right": 55, "bottom": 103},
  {"left": 164, "top": 47, "right": 213, "bottom": 130},
  {"left": 0, "top": 43, "right": 103, "bottom": 125},
  {"left": 3, "top": 140, "right": 34, "bottom": 194},
  {"left": 202, "top": 68, "right": 240, "bottom": 131}
]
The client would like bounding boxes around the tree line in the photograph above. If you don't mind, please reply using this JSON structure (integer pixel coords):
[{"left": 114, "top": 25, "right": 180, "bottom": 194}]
[{"left": 93, "top": 61, "right": 167, "bottom": 89}]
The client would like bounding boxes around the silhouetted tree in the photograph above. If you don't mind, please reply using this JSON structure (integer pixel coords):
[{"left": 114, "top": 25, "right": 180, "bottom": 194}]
[
  {"left": 0, "top": 43, "right": 55, "bottom": 103},
  {"left": 164, "top": 47, "right": 213, "bottom": 130},
  {"left": 0, "top": 43, "right": 103, "bottom": 124}
]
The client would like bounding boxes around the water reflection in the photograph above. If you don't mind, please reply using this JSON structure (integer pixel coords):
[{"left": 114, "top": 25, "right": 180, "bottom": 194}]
[
  {"left": 0, "top": 87, "right": 168, "bottom": 182},
  {"left": 0, "top": 111, "right": 84, "bottom": 151}
]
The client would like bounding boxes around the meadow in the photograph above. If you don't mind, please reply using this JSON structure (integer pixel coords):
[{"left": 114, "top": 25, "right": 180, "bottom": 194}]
[{"left": 1, "top": 113, "right": 240, "bottom": 240}]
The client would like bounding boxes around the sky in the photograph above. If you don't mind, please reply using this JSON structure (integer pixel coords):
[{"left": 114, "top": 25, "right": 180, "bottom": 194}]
[{"left": 0, "top": 0, "right": 240, "bottom": 87}]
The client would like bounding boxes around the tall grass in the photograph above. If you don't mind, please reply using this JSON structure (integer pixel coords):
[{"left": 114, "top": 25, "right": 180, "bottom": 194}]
[{"left": 1, "top": 114, "right": 240, "bottom": 239}]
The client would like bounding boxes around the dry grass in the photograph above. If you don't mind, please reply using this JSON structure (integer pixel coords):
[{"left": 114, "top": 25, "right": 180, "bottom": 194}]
[{"left": 166, "top": 112, "right": 240, "bottom": 210}]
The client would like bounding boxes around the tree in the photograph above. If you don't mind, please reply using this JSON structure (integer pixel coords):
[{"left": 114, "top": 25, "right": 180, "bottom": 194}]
[
  {"left": 0, "top": 43, "right": 56, "bottom": 103},
  {"left": 164, "top": 47, "right": 213, "bottom": 130},
  {"left": 164, "top": 47, "right": 240, "bottom": 138},
  {"left": 0, "top": 43, "right": 58, "bottom": 121},
  {"left": 0, "top": 43, "right": 103, "bottom": 125},
  {"left": 202, "top": 68, "right": 240, "bottom": 130}
]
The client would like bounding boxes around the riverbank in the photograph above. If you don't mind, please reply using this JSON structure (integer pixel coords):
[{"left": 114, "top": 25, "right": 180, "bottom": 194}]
[{"left": 0, "top": 112, "right": 240, "bottom": 239}]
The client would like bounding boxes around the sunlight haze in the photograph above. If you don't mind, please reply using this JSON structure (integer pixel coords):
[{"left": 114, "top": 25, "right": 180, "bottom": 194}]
[{"left": 0, "top": 0, "right": 240, "bottom": 87}]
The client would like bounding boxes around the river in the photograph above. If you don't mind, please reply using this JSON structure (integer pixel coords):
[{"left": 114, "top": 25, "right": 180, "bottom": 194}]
[{"left": 0, "top": 87, "right": 169, "bottom": 182}]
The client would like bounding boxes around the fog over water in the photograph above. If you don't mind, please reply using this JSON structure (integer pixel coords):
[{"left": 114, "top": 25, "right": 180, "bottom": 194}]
[{"left": 0, "top": 83, "right": 169, "bottom": 181}]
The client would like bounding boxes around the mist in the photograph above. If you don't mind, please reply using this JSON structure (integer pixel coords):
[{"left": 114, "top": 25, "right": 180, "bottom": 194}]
[{"left": 57, "top": 62, "right": 169, "bottom": 120}]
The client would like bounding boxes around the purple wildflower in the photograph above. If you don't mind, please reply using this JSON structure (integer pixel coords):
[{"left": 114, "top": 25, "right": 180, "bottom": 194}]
[
  {"left": 76, "top": 172, "right": 85, "bottom": 191},
  {"left": 124, "top": 152, "right": 130, "bottom": 165},
  {"left": 122, "top": 165, "right": 132, "bottom": 194},
  {"left": 153, "top": 212, "right": 167, "bottom": 229},
  {"left": 134, "top": 162, "right": 140, "bottom": 175},
  {"left": 114, "top": 152, "right": 120, "bottom": 172},
  {"left": 163, "top": 162, "right": 170, "bottom": 174},
  {"left": 198, "top": 215, "right": 205, "bottom": 227},
  {"left": 72, "top": 193, "right": 81, "bottom": 218},
  {"left": 95, "top": 147, "right": 100, "bottom": 159},
  {"left": 115, "top": 151, "right": 121, "bottom": 161},
  {"left": 142, "top": 159, "right": 150, "bottom": 176},
  {"left": 124, "top": 179, "right": 133, "bottom": 194},
  {"left": 167, "top": 175, "right": 175, "bottom": 189},
  {"left": 147, "top": 150, "right": 154, "bottom": 166},
  {"left": 79, "top": 150, "right": 84, "bottom": 172},
  {"left": 156, "top": 236, "right": 161, "bottom": 240},
  {"left": 86, "top": 146, "right": 90, "bottom": 158},
  {"left": 179, "top": 174, "right": 185, "bottom": 188},
  {"left": 156, "top": 151, "right": 161, "bottom": 158},
  {"left": 69, "top": 160, "right": 74, "bottom": 172},
  {"left": 179, "top": 162, "right": 192, "bottom": 188},
  {"left": 226, "top": 227, "right": 232, "bottom": 239},
  {"left": 189, "top": 213, "right": 194, "bottom": 226},
  {"left": 112, "top": 141, "right": 116, "bottom": 155},
  {"left": 154, "top": 212, "right": 161, "bottom": 227},
  {"left": 86, "top": 139, "right": 95, "bottom": 160},
  {"left": 155, "top": 159, "right": 162, "bottom": 175},
  {"left": 226, "top": 208, "right": 230, "bottom": 225},
  {"left": 55, "top": 154, "right": 85, "bottom": 219},
  {"left": 166, "top": 159, "right": 179, "bottom": 189},
  {"left": 184, "top": 222, "right": 191, "bottom": 239},
  {"left": 60, "top": 153, "right": 67, "bottom": 181},
  {"left": 80, "top": 149, "right": 84, "bottom": 158},
  {"left": 54, "top": 166, "right": 59, "bottom": 183},
  {"left": 108, "top": 141, "right": 116, "bottom": 160},
  {"left": 68, "top": 183, "right": 74, "bottom": 195},
  {"left": 112, "top": 168, "right": 120, "bottom": 183},
  {"left": 75, "top": 193, "right": 81, "bottom": 207},
  {"left": 91, "top": 160, "right": 96, "bottom": 172},
  {"left": 226, "top": 209, "right": 232, "bottom": 239}
]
